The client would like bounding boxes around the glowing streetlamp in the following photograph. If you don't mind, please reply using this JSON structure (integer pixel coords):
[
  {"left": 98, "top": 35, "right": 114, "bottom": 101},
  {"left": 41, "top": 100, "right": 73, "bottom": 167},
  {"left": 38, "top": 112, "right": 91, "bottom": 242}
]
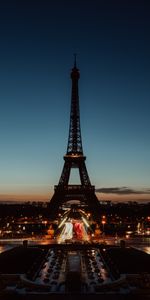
[
  {"left": 102, "top": 220, "right": 106, "bottom": 233},
  {"left": 101, "top": 215, "right": 106, "bottom": 234}
]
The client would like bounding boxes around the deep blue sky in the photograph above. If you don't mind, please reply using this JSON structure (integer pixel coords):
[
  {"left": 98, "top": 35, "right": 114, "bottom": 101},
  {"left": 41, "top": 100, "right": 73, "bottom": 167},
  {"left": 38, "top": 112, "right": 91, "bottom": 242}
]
[{"left": 0, "top": 0, "right": 150, "bottom": 202}]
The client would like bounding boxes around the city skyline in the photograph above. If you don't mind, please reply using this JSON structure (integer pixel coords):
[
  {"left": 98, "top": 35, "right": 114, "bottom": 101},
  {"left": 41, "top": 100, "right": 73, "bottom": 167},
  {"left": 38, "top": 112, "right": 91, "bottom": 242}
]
[{"left": 0, "top": 1, "right": 150, "bottom": 203}]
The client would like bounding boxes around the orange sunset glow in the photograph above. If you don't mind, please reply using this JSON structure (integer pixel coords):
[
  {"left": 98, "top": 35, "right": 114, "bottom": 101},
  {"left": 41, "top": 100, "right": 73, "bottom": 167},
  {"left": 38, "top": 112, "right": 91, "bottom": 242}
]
[{"left": 0, "top": 192, "right": 150, "bottom": 203}]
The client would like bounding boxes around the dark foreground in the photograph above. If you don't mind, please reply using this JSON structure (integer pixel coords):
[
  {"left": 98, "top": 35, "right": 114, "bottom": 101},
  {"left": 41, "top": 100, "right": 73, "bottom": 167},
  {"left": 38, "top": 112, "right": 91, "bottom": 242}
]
[{"left": 0, "top": 243, "right": 150, "bottom": 299}]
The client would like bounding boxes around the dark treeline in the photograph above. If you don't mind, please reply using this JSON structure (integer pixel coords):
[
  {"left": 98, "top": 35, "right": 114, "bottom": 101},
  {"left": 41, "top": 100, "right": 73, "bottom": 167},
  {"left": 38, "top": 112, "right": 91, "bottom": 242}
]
[
  {"left": 99, "top": 202, "right": 150, "bottom": 220},
  {"left": 0, "top": 202, "right": 48, "bottom": 218},
  {"left": 0, "top": 201, "right": 149, "bottom": 219}
]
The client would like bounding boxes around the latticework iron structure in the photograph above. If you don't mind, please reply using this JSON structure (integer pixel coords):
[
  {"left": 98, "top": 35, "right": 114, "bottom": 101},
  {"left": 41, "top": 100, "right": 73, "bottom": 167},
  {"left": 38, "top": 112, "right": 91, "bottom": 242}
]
[{"left": 49, "top": 58, "right": 101, "bottom": 220}]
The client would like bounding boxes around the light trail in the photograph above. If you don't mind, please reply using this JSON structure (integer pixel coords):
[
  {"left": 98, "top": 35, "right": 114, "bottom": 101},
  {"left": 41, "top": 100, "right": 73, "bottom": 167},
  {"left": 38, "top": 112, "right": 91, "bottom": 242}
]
[
  {"left": 81, "top": 216, "right": 90, "bottom": 228},
  {"left": 58, "top": 217, "right": 68, "bottom": 229}
]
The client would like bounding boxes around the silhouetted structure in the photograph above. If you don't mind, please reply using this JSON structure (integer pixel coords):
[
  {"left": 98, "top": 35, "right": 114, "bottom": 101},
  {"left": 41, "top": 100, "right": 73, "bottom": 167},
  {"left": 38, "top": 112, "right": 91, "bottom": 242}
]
[{"left": 49, "top": 57, "right": 101, "bottom": 220}]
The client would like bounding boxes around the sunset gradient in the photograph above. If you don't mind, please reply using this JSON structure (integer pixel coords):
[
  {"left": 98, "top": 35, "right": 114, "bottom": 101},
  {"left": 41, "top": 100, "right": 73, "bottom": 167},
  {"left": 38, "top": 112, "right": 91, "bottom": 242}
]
[{"left": 0, "top": 1, "right": 150, "bottom": 203}]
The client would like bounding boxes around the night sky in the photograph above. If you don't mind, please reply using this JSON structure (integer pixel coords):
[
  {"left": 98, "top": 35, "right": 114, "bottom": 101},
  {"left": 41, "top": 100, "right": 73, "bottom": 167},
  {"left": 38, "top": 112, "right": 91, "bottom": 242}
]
[{"left": 0, "top": 0, "right": 150, "bottom": 203}]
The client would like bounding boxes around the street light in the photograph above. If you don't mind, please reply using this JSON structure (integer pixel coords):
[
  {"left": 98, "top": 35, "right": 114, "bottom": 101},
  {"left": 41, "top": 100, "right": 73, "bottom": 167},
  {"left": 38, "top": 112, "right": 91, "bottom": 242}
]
[
  {"left": 101, "top": 215, "right": 106, "bottom": 235},
  {"left": 102, "top": 220, "right": 106, "bottom": 233}
]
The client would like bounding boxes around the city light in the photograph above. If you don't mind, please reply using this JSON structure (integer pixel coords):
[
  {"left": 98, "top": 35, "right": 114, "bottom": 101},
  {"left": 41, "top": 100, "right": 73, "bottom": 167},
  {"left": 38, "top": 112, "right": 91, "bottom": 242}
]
[
  {"left": 81, "top": 216, "right": 90, "bottom": 228},
  {"left": 58, "top": 217, "right": 68, "bottom": 229}
]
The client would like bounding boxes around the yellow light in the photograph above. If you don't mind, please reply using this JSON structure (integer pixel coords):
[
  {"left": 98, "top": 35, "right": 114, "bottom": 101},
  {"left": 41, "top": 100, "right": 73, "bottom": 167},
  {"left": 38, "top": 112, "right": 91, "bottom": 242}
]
[
  {"left": 58, "top": 217, "right": 67, "bottom": 228},
  {"left": 102, "top": 220, "right": 106, "bottom": 225},
  {"left": 82, "top": 216, "right": 90, "bottom": 227}
]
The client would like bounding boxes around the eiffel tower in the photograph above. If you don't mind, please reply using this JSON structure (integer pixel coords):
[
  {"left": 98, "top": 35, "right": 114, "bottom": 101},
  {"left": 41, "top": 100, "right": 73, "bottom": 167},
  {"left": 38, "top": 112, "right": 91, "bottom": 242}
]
[{"left": 49, "top": 57, "right": 101, "bottom": 220}]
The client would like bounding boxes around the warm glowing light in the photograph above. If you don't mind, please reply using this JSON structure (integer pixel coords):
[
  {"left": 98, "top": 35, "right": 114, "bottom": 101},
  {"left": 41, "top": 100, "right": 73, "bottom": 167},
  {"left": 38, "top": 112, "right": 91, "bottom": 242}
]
[
  {"left": 42, "top": 220, "right": 48, "bottom": 225},
  {"left": 81, "top": 216, "right": 90, "bottom": 227},
  {"left": 102, "top": 220, "right": 106, "bottom": 225},
  {"left": 58, "top": 217, "right": 67, "bottom": 228}
]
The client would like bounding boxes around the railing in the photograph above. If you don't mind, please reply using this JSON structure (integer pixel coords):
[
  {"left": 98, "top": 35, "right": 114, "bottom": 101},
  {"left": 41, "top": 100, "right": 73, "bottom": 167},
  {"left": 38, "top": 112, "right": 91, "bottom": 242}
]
[{"left": 55, "top": 185, "right": 95, "bottom": 192}]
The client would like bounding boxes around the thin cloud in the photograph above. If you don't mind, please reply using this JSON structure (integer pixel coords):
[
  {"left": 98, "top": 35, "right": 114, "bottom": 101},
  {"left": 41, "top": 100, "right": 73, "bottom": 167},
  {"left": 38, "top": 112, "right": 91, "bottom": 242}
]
[{"left": 96, "top": 187, "right": 150, "bottom": 195}]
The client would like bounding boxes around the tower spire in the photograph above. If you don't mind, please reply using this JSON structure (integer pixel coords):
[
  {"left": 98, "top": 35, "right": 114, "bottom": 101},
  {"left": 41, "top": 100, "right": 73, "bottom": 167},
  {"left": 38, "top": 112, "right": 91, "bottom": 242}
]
[{"left": 67, "top": 55, "right": 83, "bottom": 154}]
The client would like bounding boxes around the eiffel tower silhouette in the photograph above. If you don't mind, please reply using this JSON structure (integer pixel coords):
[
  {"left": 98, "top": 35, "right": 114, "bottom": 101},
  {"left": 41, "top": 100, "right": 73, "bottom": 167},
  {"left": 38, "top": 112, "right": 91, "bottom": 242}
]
[{"left": 49, "top": 56, "right": 101, "bottom": 220}]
